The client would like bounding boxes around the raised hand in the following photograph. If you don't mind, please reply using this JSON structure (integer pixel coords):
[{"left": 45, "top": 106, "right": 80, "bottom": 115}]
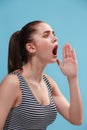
[{"left": 57, "top": 43, "right": 78, "bottom": 78}]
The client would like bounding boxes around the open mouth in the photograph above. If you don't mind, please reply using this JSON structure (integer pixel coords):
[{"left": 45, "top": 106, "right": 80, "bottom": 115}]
[{"left": 52, "top": 45, "right": 58, "bottom": 55}]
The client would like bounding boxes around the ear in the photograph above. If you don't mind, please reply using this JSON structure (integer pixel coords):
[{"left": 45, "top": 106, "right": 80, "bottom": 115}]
[{"left": 25, "top": 43, "right": 36, "bottom": 53}]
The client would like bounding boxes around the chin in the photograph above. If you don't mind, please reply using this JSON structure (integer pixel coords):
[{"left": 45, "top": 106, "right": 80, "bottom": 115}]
[{"left": 49, "top": 59, "right": 57, "bottom": 64}]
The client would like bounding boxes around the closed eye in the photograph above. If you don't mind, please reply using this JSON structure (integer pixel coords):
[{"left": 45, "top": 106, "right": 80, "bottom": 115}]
[
  {"left": 42, "top": 30, "right": 56, "bottom": 38},
  {"left": 43, "top": 33, "right": 49, "bottom": 38}
]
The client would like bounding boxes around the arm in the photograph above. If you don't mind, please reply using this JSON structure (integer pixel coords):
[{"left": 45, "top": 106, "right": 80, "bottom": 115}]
[
  {"left": 49, "top": 43, "right": 83, "bottom": 125},
  {"left": 0, "top": 74, "right": 20, "bottom": 129}
]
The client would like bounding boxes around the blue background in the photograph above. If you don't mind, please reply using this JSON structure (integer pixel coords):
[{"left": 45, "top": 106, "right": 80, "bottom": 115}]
[{"left": 0, "top": 0, "right": 87, "bottom": 130}]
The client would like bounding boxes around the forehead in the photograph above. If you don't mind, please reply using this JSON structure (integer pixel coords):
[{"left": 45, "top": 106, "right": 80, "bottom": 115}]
[{"left": 36, "top": 22, "right": 53, "bottom": 34}]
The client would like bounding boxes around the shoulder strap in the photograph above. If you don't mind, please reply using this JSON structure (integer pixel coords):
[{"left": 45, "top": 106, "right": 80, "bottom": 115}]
[
  {"left": 11, "top": 71, "right": 24, "bottom": 87},
  {"left": 43, "top": 74, "right": 52, "bottom": 94}
]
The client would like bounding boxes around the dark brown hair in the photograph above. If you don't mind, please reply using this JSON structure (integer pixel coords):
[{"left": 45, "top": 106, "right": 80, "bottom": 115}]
[{"left": 8, "top": 20, "right": 43, "bottom": 73}]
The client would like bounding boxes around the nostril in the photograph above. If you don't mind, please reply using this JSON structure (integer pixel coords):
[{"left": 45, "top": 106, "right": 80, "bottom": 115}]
[
  {"left": 51, "top": 35, "right": 58, "bottom": 43},
  {"left": 53, "top": 36, "right": 57, "bottom": 43}
]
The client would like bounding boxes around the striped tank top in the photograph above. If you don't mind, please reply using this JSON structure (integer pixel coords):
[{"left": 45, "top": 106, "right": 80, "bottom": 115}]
[{"left": 3, "top": 72, "right": 57, "bottom": 130}]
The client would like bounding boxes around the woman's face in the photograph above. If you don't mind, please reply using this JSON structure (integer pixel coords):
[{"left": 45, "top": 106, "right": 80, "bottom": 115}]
[{"left": 32, "top": 22, "right": 58, "bottom": 64}]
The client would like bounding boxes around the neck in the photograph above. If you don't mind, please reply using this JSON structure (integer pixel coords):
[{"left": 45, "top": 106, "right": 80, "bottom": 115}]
[{"left": 22, "top": 59, "right": 47, "bottom": 83}]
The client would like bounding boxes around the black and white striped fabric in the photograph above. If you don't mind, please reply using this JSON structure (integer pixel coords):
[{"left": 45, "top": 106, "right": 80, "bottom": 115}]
[{"left": 3, "top": 72, "right": 57, "bottom": 130}]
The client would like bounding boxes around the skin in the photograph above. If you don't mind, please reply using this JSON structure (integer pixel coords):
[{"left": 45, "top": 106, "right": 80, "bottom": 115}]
[{"left": 0, "top": 22, "right": 83, "bottom": 129}]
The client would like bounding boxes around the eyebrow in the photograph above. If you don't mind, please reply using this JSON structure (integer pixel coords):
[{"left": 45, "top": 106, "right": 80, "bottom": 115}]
[{"left": 43, "top": 30, "right": 55, "bottom": 35}]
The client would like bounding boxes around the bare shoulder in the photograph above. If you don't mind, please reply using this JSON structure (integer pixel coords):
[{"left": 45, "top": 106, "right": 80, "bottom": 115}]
[
  {"left": 0, "top": 73, "right": 20, "bottom": 93},
  {"left": 0, "top": 73, "right": 20, "bottom": 127}
]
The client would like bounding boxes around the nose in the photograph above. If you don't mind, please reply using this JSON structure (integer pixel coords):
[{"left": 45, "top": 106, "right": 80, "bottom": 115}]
[{"left": 52, "top": 35, "right": 58, "bottom": 43}]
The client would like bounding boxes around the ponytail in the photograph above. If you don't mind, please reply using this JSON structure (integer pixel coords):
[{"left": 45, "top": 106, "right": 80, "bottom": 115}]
[
  {"left": 8, "top": 31, "right": 22, "bottom": 74},
  {"left": 8, "top": 21, "right": 44, "bottom": 74}
]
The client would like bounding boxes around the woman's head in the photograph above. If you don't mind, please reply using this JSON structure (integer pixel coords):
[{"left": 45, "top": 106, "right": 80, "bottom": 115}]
[
  {"left": 8, "top": 21, "right": 44, "bottom": 73},
  {"left": 8, "top": 20, "right": 58, "bottom": 73}
]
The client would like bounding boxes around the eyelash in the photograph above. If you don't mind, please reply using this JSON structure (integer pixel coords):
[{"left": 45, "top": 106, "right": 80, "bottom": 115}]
[
  {"left": 43, "top": 33, "right": 56, "bottom": 38},
  {"left": 43, "top": 34, "right": 49, "bottom": 38}
]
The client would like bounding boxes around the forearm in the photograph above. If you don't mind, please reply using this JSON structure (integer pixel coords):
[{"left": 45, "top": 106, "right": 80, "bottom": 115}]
[{"left": 68, "top": 76, "right": 83, "bottom": 125}]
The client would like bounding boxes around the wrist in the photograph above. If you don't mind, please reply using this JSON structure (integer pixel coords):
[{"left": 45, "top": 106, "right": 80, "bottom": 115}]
[{"left": 67, "top": 76, "right": 78, "bottom": 85}]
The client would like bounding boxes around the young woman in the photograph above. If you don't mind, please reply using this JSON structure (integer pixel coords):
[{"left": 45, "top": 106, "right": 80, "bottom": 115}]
[{"left": 0, "top": 21, "right": 83, "bottom": 130}]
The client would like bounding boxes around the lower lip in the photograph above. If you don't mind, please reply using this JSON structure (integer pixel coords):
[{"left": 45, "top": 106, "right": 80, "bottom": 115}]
[{"left": 53, "top": 54, "right": 57, "bottom": 57}]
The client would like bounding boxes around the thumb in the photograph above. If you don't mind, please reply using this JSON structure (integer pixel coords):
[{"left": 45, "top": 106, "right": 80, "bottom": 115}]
[{"left": 56, "top": 59, "right": 63, "bottom": 69}]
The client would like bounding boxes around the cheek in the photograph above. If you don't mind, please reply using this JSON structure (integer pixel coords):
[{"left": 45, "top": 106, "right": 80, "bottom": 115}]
[
  {"left": 35, "top": 39, "right": 52, "bottom": 55},
  {"left": 41, "top": 44, "right": 52, "bottom": 54}
]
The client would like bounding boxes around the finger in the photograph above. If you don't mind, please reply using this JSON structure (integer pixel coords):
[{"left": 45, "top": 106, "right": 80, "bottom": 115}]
[
  {"left": 63, "top": 43, "right": 72, "bottom": 60},
  {"left": 66, "top": 44, "right": 73, "bottom": 57},
  {"left": 62, "top": 46, "right": 66, "bottom": 59},
  {"left": 71, "top": 49, "right": 77, "bottom": 60}
]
